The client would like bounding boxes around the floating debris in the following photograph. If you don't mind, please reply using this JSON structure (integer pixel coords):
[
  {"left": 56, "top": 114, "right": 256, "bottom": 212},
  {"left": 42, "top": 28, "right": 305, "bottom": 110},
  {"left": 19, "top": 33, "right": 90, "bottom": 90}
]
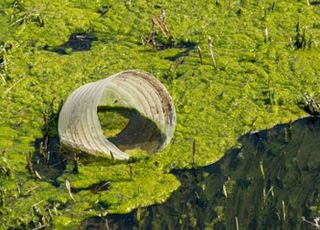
[{"left": 58, "top": 70, "right": 176, "bottom": 160}]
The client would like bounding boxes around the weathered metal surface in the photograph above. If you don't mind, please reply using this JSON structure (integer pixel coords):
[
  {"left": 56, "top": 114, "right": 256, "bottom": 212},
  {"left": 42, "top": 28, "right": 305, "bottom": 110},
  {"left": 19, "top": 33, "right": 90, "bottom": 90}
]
[{"left": 58, "top": 70, "right": 176, "bottom": 160}]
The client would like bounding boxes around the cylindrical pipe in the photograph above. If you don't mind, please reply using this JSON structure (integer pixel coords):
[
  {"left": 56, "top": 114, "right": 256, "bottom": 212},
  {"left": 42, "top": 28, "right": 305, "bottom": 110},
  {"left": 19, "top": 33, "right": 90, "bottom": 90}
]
[{"left": 58, "top": 70, "right": 176, "bottom": 160}]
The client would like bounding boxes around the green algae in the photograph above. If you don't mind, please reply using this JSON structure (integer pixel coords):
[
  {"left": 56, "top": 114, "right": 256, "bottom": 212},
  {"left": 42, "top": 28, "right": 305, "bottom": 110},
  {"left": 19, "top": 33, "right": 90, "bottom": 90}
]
[
  {"left": 0, "top": 0, "right": 320, "bottom": 228},
  {"left": 97, "top": 107, "right": 129, "bottom": 137},
  {"left": 104, "top": 117, "right": 320, "bottom": 229}
]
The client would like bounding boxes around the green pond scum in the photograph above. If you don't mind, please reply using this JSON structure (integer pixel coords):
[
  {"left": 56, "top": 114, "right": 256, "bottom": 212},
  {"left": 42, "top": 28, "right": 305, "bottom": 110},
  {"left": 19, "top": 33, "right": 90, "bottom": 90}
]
[
  {"left": 101, "top": 117, "right": 320, "bottom": 229},
  {"left": 0, "top": 0, "right": 319, "bottom": 229}
]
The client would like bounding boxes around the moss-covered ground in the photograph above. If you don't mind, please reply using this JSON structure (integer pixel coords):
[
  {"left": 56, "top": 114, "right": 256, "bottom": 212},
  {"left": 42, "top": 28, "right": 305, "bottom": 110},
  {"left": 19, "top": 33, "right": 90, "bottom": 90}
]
[{"left": 1, "top": 0, "right": 320, "bottom": 228}]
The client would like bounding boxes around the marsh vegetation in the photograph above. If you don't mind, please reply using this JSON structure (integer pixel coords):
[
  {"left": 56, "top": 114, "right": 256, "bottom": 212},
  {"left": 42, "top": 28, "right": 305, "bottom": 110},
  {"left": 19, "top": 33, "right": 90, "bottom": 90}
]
[{"left": 1, "top": 0, "right": 320, "bottom": 228}]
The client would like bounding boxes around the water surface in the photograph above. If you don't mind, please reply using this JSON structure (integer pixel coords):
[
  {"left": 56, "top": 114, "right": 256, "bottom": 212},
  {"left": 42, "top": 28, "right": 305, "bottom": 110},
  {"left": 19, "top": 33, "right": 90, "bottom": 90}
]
[{"left": 84, "top": 117, "right": 320, "bottom": 229}]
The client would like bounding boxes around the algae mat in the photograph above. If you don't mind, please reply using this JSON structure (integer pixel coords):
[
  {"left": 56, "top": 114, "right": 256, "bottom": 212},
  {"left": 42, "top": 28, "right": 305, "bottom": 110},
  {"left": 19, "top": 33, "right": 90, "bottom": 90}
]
[
  {"left": 0, "top": 0, "right": 320, "bottom": 228},
  {"left": 96, "top": 117, "right": 320, "bottom": 229}
]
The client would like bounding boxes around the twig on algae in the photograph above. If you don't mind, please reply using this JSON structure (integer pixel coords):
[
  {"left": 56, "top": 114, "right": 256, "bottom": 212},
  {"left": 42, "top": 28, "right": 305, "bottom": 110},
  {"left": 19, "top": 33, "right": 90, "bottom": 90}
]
[
  {"left": 3, "top": 75, "right": 27, "bottom": 96},
  {"left": 208, "top": 36, "right": 217, "bottom": 67}
]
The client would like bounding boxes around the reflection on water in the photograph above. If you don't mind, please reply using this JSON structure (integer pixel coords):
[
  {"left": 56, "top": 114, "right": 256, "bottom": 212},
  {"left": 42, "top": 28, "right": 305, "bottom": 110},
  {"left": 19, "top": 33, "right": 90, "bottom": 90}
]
[{"left": 83, "top": 117, "right": 320, "bottom": 229}]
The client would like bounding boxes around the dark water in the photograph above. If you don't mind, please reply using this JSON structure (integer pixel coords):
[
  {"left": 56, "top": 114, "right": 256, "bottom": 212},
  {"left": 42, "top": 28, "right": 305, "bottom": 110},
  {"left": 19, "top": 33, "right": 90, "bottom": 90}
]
[
  {"left": 83, "top": 117, "right": 320, "bottom": 230},
  {"left": 44, "top": 33, "right": 97, "bottom": 54}
]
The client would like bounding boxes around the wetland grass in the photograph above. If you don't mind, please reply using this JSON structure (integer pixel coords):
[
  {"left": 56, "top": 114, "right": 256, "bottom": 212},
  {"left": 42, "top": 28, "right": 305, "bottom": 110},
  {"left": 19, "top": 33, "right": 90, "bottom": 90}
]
[
  {"left": 264, "top": 27, "right": 269, "bottom": 43},
  {"left": 65, "top": 179, "right": 75, "bottom": 201},
  {"left": 192, "top": 139, "right": 196, "bottom": 167},
  {"left": 208, "top": 36, "right": 217, "bottom": 67},
  {"left": 197, "top": 46, "right": 203, "bottom": 65},
  {"left": 235, "top": 216, "right": 239, "bottom": 230}
]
